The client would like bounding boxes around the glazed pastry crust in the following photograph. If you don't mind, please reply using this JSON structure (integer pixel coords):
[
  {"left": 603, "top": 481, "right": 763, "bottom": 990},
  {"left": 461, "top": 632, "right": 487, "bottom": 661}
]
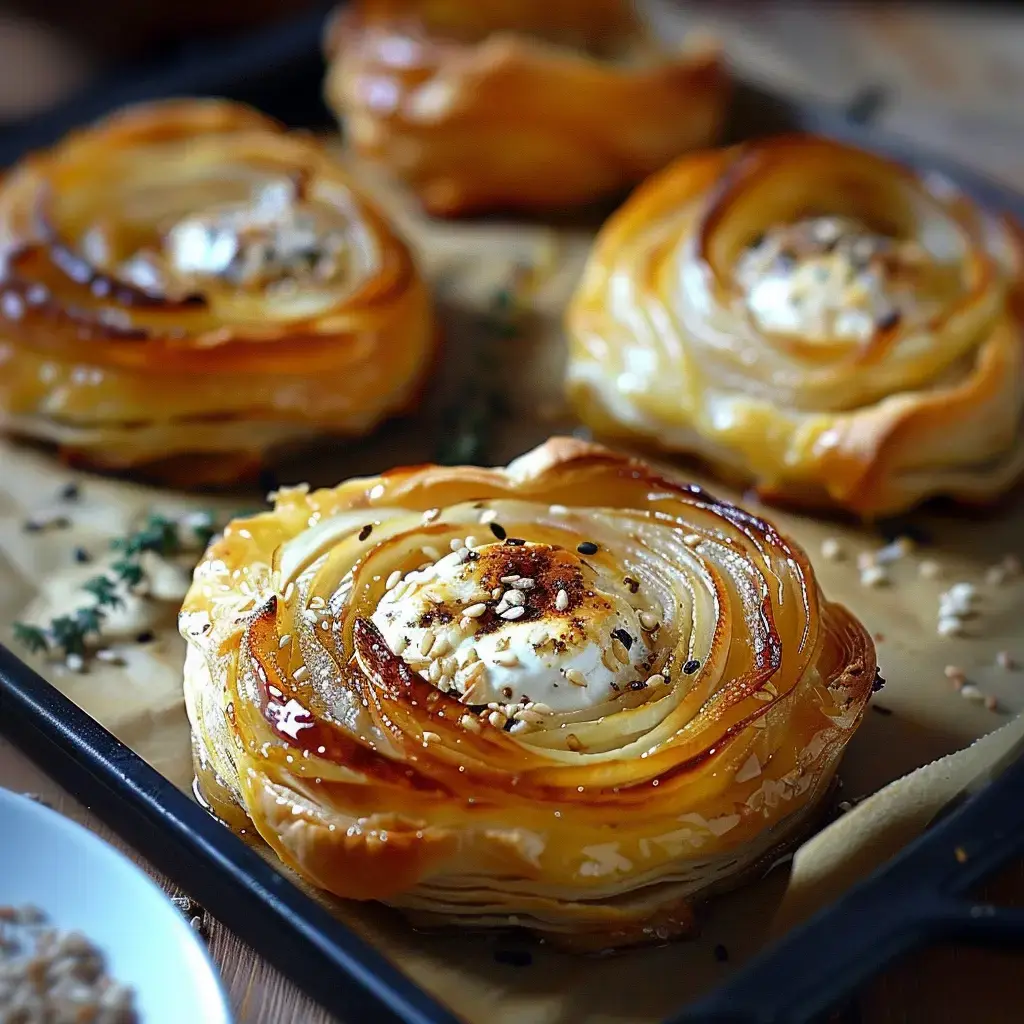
[
  {"left": 566, "top": 135, "right": 1024, "bottom": 518},
  {"left": 181, "top": 437, "right": 875, "bottom": 946},
  {"left": 0, "top": 99, "right": 435, "bottom": 486},
  {"left": 324, "top": 0, "right": 728, "bottom": 216}
]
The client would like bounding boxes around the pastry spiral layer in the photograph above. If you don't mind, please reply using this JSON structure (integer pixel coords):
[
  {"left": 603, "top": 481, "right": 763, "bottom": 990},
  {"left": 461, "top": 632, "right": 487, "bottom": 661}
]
[
  {"left": 566, "top": 135, "right": 1024, "bottom": 517},
  {"left": 181, "top": 438, "right": 876, "bottom": 946},
  {"left": 0, "top": 99, "right": 435, "bottom": 485},
  {"left": 324, "top": 0, "right": 728, "bottom": 216}
]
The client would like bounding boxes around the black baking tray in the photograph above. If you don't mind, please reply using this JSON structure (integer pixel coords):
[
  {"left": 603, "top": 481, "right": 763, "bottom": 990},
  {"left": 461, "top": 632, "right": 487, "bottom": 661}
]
[{"left": 2, "top": 7, "right": 1024, "bottom": 1024}]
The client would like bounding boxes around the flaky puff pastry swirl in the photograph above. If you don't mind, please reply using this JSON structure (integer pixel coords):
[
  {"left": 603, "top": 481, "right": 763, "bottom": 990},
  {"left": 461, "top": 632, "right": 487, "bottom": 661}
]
[
  {"left": 180, "top": 438, "right": 875, "bottom": 947},
  {"left": 0, "top": 99, "right": 435, "bottom": 486},
  {"left": 324, "top": 0, "right": 728, "bottom": 216},
  {"left": 567, "top": 135, "right": 1024, "bottom": 518}
]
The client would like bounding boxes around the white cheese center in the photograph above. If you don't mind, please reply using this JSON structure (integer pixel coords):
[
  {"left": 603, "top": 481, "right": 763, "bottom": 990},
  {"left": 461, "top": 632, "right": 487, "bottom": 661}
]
[{"left": 370, "top": 542, "right": 651, "bottom": 714}]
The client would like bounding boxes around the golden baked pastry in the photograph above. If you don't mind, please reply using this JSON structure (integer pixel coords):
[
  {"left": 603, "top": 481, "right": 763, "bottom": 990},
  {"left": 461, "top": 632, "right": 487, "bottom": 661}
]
[
  {"left": 323, "top": 0, "right": 728, "bottom": 216},
  {"left": 180, "top": 437, "right": 876, "bottom": 947},
  {"left": 566, "top": 135, "right": 1024, "bottom": 518},
  {"left": 0, "top": 99, "right": 435, "bottom": 486}
]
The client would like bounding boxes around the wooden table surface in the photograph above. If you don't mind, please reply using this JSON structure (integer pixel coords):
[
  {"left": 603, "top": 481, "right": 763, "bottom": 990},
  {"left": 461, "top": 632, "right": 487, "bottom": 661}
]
[{"left": 6, "top": 4, "right": 1024, "bottom": 1023}]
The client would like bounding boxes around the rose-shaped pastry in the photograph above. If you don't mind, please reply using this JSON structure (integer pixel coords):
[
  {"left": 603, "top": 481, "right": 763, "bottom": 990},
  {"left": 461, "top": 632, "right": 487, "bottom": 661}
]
[
  {"left": 180, "top": 438, "right": 876, "bottom": 947},
  {"left": 566, "top": 135, "right": 1024, "bottom": 518},
  {"left": 324, "top": 0, "right": 728, "bottom": 216},
  {"left": 0, "top": 99, "right": 435, "bottom": 486}
]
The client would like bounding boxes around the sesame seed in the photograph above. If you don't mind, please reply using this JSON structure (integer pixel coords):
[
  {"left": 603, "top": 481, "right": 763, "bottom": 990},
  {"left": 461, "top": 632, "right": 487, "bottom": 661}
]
[
  {"left": 358, "top": 524, "right": 373, "bottom": 541},
  {"left": 95, "top": 648, "right": 124, "bottom": 665},
  {"left": 504, "top": 590, "right": 526, "bottom": 607},
  {"left": 438, "top": 674, "right": 453, "bottom": 691},
  {"left": 516, "top": 708, "right": 545, "bottom": 725},
  {"left": 309, "top": 596, "right": 326, "bottom": 609},
  {"left": 500, "top": 575, "right": 521, "bottom": 584},
  {"left": 393, "top": 636, "right": 409, "bottom": 654},
  {"left": 65, "top": 653, "right": 85, "bottom": 673},
  {"left": 283, "top": 582, "right": 295, "bottom": 602},
  {"left": 549, "top": 504, "right": 569, "bottom": 515},
  {"left": 428, "top": 660, "right": 443, "bottom": 683},
  {"left": 421, "top": 545, "right": 442, "bottom": 562},
  {"left": 611, "top": 627, "right": 634, "bottom": 650},
  {"left": 479, "top": 509, "right": 498, "bottom": 524},
  {"left": 501, "top": 606, "right": 526, "bottom": 620},
  {"left": 820, "top": 538, "right": 843, "bottom": 561},
  {"left": 640, "top": 612, "right": 659, "bottom": 631},
  {"left": 450, "top": 538, "right": 465, "bottom": 552},
  {"left": 860, "top": 565, "right": 889, "bottom": 588},
  {"left": 386, "top": 570, "right": 402, "bottom": 590},
  {"left": 566, "top": 669, "right": 587, "bottom": 687},
  {"left": 577, "top": 541, "right": 598, "bottom": 555},
  {"left": 960, "top": 684, "right": 985, "bottom": 703},
  {"left": 645, "top": 673, "right": 666, "bottom": 686},
  {"left": 422, "top": 731, "right": 440, "bottom": 744},
  {"left": 611, "top": 638, "right": 630, "bottom": 665},
  {"left": 294, "top": 665, "right": 309, "bottom": 681},
  {"left": 944, "top": 665, "right": 966, "bottom": 685},
  {"left": 490, "top": 523, "right": 507, "bottom": 540},
  {"left": 494, "top": 650, "right": 520, "bottom": 667},
  {"left": 488, "top": 710, "right": 507, "bottom": 728},
  {"left": 511, "top": 578, "right": 536, "bottom": 590},
  {"left": 464, "top": 602, "right": 487, "bottom": 618},
  {"left": 422, "top": 508, "right": 441, "bottom": 522},
  {"left": 442, "top": 655, "right": 458, "bottom": 675},
  {"left": 555, "top": 589, "right": 569, "bottom": 611},
  {"left": 937, "top": 616, "right": 963, "bottom": 638},
  {"left": 491, "top": 587, "right": 503, "bottom": 599},
  {"left": 682, "top": 659, "right": 700, "bottom": 674},
  {"left": 278, "top": 634, "right": 292, "bottom": 648},
  {"left": 432, "top": 636, "right": 452, "bottom": 658},
  {"left": 531, "top": 702, "right": 553, "bottom": 715},
  {"left": 682, "top": 534, "right": 701, "bottom": 547},
  {"left": 420, "top": 629, "right": 437, "bottom": 656},
  {"left": 602, "top": 649, "right": 618, "bottom": 671},
  {"left": 996, "top": 651, "right": 1016, "bottom": 670},
  {"left": 919, "top": 559, "right": 942, "bottom": 580},
  {"left": 461, "top": 714, "right": 481, "bottom": 732},
  {"left": 566, "top": 734, "right": 583, "bottom": 752}
]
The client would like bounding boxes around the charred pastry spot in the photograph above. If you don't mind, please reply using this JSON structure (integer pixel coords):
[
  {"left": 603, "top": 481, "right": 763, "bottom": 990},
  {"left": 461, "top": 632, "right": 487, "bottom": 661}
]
[{"left": 624, "top": 576, "right": 640, "bottom": 594}]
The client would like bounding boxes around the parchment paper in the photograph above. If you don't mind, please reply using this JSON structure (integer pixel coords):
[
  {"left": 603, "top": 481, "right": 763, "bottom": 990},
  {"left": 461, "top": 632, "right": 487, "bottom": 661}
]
[{"left": 3, "top": 148, "right": 1024, "bottom": 1024}]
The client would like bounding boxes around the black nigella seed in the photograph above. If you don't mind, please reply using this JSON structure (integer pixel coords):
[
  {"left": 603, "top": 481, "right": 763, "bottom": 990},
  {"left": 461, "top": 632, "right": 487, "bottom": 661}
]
[
  {"left": 713, "top": 944, "right": 730, "bottom": 963},
  {"left": 494, "top": 949, "right": 533, "bottom": 967},
  {"left": 683, "top": 659, "right": 701, "bottom": 675},
  {"left": 73, "top": 547, "right": 92, "bottom": 564},
  {"left": 577, "top": 541, "right": 598, "bottom": 555},
  {"left": 135, "top": 630, "right": 156, "bottom": 644},
  {"left": 23, "top": 520, "right": 43, "bottom": 533},
  {"left": 59, "top": 482, "right": 81, "bottom": 501},
  {"left": 358, "top": 524, "right": 373, "bottom": 541},
  {"left": 489, "top": 522, "right": 507, "bottom": 540},
  {"left": 611, "top": 628, "right": 634, "bottom": 650},
  {"left": 628, "top": 680, "right": 647, "bottom": 692},
  {"left": 624, "top": 576, "right": 640, "bottom": 594},
  {"left": 505, "top": 538, "right": 525, "bottom": 546}
]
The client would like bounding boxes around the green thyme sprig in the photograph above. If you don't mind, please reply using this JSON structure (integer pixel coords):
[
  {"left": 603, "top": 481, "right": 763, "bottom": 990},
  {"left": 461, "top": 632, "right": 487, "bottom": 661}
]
[
  {"left": 436, "top": 277, "right": 523, "bottom": 466},
  {"left": 12, "top": 510, "right": 219, "bottom": 661}
]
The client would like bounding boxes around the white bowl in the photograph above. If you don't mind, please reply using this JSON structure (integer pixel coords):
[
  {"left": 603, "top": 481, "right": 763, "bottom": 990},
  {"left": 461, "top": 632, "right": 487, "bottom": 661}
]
[{"left": 0, "top": 786, "right": 232, "bottom": 1023}]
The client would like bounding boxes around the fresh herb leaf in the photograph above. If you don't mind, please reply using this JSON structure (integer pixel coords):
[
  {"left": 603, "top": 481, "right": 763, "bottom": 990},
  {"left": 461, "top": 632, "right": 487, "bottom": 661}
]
[
  {"left": 74, "top": 605, "right": 106, "bottom": 636},
  {"left": 82, "top": 575, "right": 124, "bottom": 609},
  {"left": 12, "top": 622, "right": 49, "bottom": 653},
  {"left": 49, "top": 615, "right": 86, "bottom": 656},
  {"left": 113, "top": 514, "right": 180, "bottom": 558},
  {"left": 112, "top": 558, "right": 145, "bottom": 587}
]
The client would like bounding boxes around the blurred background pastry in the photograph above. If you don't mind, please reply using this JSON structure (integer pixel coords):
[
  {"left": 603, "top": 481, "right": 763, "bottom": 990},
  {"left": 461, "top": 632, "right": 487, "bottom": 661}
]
[
  {"left": 323, "top": 0, "right": 729, "bottom": 216},
  {"left": 566, "top": 134, "right": 1024, "bottom": 517},
  {"left": 0, "top": 99, "right": 436, "bottom": 486}
]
